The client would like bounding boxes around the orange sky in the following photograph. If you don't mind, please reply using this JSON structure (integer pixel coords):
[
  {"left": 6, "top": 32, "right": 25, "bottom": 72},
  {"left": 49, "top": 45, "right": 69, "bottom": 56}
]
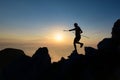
[{"left": 0, "top": 26, "right": 107, "bottom": 62}]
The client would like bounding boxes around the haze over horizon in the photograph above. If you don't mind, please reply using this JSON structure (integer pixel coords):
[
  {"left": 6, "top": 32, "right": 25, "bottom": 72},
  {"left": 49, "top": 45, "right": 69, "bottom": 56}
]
[{"left": 0, "top": 0, "right": 120, "bottom": 62}]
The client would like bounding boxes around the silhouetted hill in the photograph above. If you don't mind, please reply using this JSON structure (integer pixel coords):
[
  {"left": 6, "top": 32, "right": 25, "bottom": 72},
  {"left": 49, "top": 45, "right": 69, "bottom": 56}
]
[
  {"left": 0, "top": 46, "right": 120, "bottom": 80},
  {"left": 0, "top": 48, "right": 31, "bottom": 80},
  {"left": 0, "top": 48, "right": 27, "bottom": 69}
]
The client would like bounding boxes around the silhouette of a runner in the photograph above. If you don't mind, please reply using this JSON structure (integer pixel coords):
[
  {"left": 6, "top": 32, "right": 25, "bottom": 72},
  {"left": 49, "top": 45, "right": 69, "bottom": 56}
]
[{"left": 69, "top": 23, "right": 84, "bottom": 51}]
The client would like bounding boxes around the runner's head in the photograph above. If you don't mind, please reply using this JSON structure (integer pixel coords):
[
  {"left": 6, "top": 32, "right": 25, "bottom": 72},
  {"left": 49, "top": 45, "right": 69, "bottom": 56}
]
[{"left": 74, "top": 23, "right": 78, "bottom": 27}]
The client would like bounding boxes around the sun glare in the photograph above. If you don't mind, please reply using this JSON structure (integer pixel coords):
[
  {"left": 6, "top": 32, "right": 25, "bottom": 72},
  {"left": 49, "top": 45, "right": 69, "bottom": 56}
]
[{"left": 55, "top": 34, "right": 63, "bottom": 42}]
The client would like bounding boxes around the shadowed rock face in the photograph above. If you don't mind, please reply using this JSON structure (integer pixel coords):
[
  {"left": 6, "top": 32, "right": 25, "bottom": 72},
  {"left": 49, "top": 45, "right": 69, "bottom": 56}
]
[
  {"left": 30, "top": 47, "right": 52, "bottom": 80},
  {"left": 97, "top": 19, "right": 120, "bottom": 57},
  {"left": 0, "top": 48, "right": 26, "bottom": 69},
  {"left": 32, "top": 47, "right": 51, "bottom": 65},
  {"left": 0, "top": 47, "right": 51, "bottom": 80},
  {"left": 0, "top": 48, "right": 30, "bottom": 80},
  {"left": 112, "top": 19, "right": 120, "bottom": 41}
]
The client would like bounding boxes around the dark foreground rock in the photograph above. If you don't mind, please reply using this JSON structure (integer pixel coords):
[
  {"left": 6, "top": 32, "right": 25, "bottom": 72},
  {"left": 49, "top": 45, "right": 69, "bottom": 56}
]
[{"left": 0, "top": 46, "right": 120, "bottom": 80}]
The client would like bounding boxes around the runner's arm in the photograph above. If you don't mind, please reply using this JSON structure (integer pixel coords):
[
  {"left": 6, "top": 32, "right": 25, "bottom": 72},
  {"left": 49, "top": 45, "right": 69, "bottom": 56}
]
[{"left": 69, "top": 28, "right": 75, "bottom": 31}]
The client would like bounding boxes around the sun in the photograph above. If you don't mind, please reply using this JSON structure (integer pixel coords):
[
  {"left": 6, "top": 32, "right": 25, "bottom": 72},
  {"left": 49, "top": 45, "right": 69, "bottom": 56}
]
[{"left": 54, "top": 34, "right": 63, "bottom": 42}]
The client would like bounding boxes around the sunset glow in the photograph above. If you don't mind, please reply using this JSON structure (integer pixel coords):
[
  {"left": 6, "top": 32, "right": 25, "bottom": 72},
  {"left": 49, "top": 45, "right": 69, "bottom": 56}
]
[
  {"left": 0, "top": 0, "right": 120, "bottom": 62},
  {"left": 54, "top": 34, "right": 63, "bottom": 42}
]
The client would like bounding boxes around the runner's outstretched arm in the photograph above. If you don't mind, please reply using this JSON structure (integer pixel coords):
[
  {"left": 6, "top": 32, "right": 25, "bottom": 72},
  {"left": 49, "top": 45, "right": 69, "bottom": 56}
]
[{"left": 69, "top": 28, "right": 75, "bottom": 31}]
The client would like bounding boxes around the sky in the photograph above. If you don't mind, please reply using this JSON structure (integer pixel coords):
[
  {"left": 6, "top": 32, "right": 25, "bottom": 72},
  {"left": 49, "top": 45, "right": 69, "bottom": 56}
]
[{"left": 0, "top": 0, "right": 120, "bottom": 62}]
